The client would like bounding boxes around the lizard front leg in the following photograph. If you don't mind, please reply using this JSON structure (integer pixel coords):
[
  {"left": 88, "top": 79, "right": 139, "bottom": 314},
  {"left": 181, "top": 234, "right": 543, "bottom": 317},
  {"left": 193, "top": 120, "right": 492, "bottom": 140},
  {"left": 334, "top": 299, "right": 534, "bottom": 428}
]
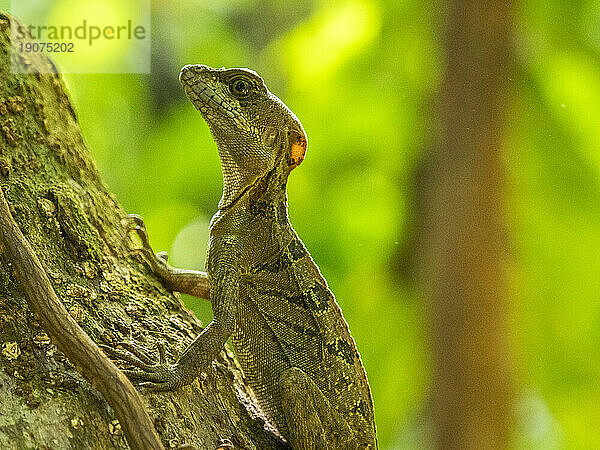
[
  {"left": 280, "top": 367, "right": 354, "bottom": 449},
  {"left": 126, "top": 214, "right": 210, "bottom": 299},
  {"left": 102, "top": 267, "right": 238, "bottom": 391}
]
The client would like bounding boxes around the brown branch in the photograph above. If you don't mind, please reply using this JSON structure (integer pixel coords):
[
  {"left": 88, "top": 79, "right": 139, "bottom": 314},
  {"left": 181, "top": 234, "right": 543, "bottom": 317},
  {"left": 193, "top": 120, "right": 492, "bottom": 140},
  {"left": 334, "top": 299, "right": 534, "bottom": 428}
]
[{"left": 0, "top": 186, "right": 164, "bottom": 450}]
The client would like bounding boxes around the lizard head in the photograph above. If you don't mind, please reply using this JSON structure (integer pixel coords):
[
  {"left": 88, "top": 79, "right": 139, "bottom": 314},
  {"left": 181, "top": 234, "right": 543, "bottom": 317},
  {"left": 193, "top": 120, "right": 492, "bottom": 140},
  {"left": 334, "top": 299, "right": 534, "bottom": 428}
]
[{"left": 179, "top": 64, "right": 307, "bottom": 208}]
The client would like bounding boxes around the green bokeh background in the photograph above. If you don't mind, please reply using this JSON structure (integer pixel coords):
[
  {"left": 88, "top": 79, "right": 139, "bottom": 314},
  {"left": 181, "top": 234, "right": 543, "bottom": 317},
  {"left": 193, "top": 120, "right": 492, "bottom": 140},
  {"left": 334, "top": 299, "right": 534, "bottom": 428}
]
[{"left": 6, "top": 0, "right": 600, "bottom": 448}]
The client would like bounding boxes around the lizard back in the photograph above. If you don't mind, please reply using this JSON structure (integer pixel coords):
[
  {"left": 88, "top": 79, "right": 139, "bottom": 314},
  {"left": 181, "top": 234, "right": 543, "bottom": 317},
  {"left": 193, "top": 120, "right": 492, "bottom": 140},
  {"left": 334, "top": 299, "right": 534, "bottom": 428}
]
[{"left": 241, "top": 235, "right": 376, "bottom": 447}]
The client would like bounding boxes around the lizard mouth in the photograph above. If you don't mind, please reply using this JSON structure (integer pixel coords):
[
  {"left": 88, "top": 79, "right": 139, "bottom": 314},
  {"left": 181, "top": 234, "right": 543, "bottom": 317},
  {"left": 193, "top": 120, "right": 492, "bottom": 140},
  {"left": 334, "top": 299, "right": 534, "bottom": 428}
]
[{"left": 179, "top": 65, "right": 236, "bottom": 119}]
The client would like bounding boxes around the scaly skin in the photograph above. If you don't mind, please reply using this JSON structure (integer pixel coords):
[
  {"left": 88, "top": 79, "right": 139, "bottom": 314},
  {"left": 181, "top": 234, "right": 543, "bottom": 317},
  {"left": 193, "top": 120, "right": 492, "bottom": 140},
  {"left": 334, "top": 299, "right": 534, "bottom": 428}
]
[{"left": 105, "top": 65, "right": 377, "bottom": 449}]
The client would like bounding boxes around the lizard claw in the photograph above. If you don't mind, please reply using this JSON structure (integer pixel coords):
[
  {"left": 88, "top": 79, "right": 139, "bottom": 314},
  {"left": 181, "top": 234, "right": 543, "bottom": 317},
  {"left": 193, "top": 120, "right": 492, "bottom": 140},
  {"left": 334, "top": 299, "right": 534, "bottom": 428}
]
[
  {"left": 156, "top": 251, "right": 169, "bottom": 263},
  {"left": 123, "top": 214, "right": 154, "bottom": 252},
  {"left": 123, "top": 214, "right": 170, "bottom": 271},
  {"left": 100, "top": 341, "right": 185, "bottom": 390},
  {"left": 113, "top": 341, "right": 156, "bottom": 365}
]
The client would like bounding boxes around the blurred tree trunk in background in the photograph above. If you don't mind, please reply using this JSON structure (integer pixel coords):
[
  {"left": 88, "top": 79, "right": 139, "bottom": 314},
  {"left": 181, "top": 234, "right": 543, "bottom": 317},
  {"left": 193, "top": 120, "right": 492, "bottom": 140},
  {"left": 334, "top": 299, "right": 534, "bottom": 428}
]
[{"left": 422, "top": 1, "right": 514, "bottom": 448}]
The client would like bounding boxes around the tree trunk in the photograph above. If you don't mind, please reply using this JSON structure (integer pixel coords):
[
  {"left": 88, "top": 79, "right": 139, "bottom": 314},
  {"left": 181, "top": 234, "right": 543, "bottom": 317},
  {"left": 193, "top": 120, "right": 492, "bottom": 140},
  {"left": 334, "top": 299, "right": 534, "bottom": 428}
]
[
  {"left": 424, "top": 1, "right": 514, "bottom": 449},
  {"left": 0, "top": 12, "right": 286, "bottom": 450}
]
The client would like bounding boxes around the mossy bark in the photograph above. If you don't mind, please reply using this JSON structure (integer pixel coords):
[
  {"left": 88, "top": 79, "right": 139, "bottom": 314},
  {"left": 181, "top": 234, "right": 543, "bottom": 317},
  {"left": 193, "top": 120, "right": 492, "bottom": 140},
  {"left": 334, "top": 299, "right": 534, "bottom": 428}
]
[{"left": 0, "top": 13, "right": 286, "bottom": 450}]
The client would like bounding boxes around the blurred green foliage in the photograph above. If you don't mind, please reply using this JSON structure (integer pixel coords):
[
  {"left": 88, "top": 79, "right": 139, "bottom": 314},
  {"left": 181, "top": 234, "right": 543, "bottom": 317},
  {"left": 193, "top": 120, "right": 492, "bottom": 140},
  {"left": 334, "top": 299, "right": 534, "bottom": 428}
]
[{"left": 9, "top": 0, "right": 600, "bottom": 447}]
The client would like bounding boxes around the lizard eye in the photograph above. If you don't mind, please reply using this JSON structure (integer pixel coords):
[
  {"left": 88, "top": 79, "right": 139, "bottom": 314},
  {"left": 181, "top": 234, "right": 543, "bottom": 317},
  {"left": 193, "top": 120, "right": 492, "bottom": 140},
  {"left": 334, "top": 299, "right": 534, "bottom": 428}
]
[{"left": 229, "top": 76, "right": 252, "bottom": 98}]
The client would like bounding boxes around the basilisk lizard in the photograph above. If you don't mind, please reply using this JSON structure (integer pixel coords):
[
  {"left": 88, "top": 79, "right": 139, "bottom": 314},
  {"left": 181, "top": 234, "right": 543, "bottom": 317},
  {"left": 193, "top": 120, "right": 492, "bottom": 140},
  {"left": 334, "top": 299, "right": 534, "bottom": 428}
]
[{"left": 105, "top": 65, "right": 377, "bottom": 449}]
